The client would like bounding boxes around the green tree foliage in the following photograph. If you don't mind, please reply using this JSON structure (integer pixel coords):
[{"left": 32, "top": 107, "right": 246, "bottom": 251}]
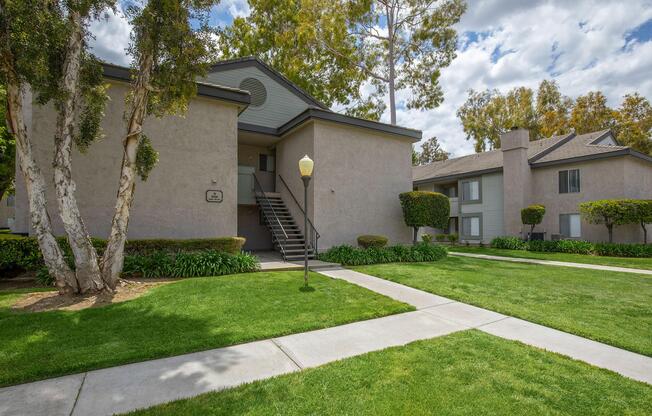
[
  {"left": 569, "top": 91, "right": 616, "bottom": 135},
  {"left": 0, "top": 83, "right": 15, "bottom": 201},
  {"left": 414, "top": 136, "right": 449, "bottom": 165},
  {"left": 579, "top": 200, "right": 632, "bottom": 243},
  {"left": 521, "top": 204, "right": 546, "bottom": 240},
  {"left": 458, "top": 82, "right": 651, "bottom": 155},
  {"left": 344, "top": 0, "right": 467, "bottom": 124},
  {"left": 613, "top": 93, "right": 652, "bottom": 155},
  {"left": 536, "top": 80, "right": 572, "bottom": 138},
  {"left": 217, "top": 0, "right": 383, "bottom": 119},
  {"left": 622, "top": 199, "right": 652, "bottom": 244},
  {"left": 457, "top": 86, "right": 540, "bottom": 151},
  {"left": 399, "top": 191, "right": 450, "bottom": 244}
]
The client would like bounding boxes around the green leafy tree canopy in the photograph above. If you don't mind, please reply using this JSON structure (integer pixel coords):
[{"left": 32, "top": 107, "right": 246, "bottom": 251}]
[{"left": 399, "top": 191, "right": 450, "bottom": 244}]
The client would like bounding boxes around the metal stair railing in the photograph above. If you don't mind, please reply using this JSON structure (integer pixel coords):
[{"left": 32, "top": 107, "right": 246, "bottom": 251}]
[
  {"left": 278, "top": 174, "right": 320, "bottom": 256},
  {"left": 253, "top": 174, "right": 288, "bottom": 259}
]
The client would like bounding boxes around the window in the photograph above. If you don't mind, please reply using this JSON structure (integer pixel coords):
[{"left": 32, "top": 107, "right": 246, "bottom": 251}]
[
  {"left": 560, "top": 214, "right": 581, "bottom": 238},
  {"left": 6, "top": 195, "right": 14, "bottom": 207},
  {"left": 461, "top": 180, "right": 480, "bottom": 202},
  {"left": 559, "top": 169, "right": 580, "bottom": 193},
  {"left": 462, "top": 215, "right": 481, "bottom": 238},
  {"left": 259, "top": 154, "right": 275, "bottom": 172}
]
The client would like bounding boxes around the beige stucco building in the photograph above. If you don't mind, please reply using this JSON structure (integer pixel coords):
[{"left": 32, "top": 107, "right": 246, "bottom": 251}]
[
  {"left": 414, "top": 128, "right": 652, "bottom": 244},
  {"left": 13, "top": 58, "right": 418, "bottom": 259}
]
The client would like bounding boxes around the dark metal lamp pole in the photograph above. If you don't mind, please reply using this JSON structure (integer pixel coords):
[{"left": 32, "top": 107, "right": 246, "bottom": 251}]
[
  {"left": 302, "top": 175, "right": 311, "bottom": 285},
  {"left": 298, "top": 155, "right": 314, "bottom": 287}
]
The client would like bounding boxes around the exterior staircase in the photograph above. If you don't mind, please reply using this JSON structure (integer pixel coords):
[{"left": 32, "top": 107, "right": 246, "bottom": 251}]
[{"left": 255, "top": 192, "right": 316, "bottom": 261}]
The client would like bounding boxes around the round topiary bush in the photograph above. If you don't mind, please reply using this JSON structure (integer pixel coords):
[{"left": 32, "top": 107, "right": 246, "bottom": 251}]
[
  {"left": 357, "top": 235, "right": 389, "bottom": 249},
  {"left": 399, "top": 191, "right": 450, "bottom": 244},
  {"left": 521, "top": 204, "right": 546, "bottom": 240}
]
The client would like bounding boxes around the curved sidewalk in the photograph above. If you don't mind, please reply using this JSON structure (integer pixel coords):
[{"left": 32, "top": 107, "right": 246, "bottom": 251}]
[
  {"left": 449, "top": 251, "right": 652, "bottom": 275},
  {"left": 2, "top": 267, "right": 651, "bottom": 416}
]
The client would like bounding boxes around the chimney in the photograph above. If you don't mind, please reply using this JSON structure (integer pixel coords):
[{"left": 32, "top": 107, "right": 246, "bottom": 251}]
[{"left": 501, "top": 128, "right": 532, "bottom": 238}]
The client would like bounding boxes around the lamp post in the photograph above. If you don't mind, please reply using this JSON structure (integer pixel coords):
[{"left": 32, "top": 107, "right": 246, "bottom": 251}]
[{"left": 298, "top": 155, "right": 314, "bottom": 286}]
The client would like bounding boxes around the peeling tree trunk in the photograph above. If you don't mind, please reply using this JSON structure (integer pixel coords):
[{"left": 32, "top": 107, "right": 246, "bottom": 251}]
[
  {"left": 101, "top": 53, "right": 153, "bottom": 289},
  {"left": 4, "top": 77, "right": 78, "bottom": 293},
  {"left": 53, "top": 10, "right": 104, "bottom": 293},
  {"left": 386, "top": 3, "right": 397, "bottom": 125}
]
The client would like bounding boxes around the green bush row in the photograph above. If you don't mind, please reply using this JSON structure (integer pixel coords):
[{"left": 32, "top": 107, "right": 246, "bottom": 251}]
[
  {"left": 319, "top": 243, "right": 448, "bottom": 266},
  {"left": 357, "top": 235, "right": 389, "bottom": 249},
  {"left": 122, "top": 250, "right": 259, "bottom": 278},
  {"left": 490, "top": 236, "right": 652, "bottom": 258},
  {"left": 0, "top": 237, "right": 246, "bottom": 273}
]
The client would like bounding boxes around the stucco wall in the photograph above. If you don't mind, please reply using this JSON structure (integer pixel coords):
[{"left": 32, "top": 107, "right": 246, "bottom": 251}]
[
  {"left": 275, "top": 123, "right": 315, "bottom": 239},
  {"left": 311, "top": 121, "right": 413, "bottom": 248},
  {"left": 530, "top": 156, "right": 651, "bottom": 243},
  {"left": 14, "top": 80, "right": 239, "bottom": 239},
  {"left": 459, "top": 173, "right": 504, "bottom": 244}
]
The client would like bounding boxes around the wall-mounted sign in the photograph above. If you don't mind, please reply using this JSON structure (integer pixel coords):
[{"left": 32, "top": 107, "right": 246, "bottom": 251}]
[{"left": 206, "top": 190, "right": 223, "bottom": 203}]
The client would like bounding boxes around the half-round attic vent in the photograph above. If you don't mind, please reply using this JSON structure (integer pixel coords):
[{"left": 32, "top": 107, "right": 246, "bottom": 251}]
[{"left": 239, "top": 77, "right": 267, "bottom": 107}]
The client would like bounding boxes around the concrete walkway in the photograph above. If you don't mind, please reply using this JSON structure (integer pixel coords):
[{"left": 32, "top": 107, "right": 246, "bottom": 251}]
[
  {"left": 449, "top": 251, "right": 652, "bottom": 275},
  {"left": 2, "top": 268, "right": 651, "bottom": 416}
]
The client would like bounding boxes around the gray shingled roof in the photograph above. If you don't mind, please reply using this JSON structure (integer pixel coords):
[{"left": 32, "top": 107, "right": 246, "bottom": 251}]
[{"left": 413, "top": 130, "right": 644, "bottom": 183}]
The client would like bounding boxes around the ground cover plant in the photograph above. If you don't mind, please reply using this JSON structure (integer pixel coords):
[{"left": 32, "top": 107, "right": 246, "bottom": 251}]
[
  {"left": 354, "top": 256, "right": 652, "bottom": 356},
  {"left": 128, "top": 330, "right": 652, "bottom": 416},
  {"left": 320, "top": 243, "right": 447, "bottom": 266},
  {"left": 450, "top": 245, "right": 652, "bottom": 270},
  {"left": 0, "top": 271, "right": 412, "bottom": 386}
]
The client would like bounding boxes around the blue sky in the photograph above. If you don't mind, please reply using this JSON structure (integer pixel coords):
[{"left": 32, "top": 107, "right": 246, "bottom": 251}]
[{"left": 90, "top": 0, "right": 652, "bottom": 157}]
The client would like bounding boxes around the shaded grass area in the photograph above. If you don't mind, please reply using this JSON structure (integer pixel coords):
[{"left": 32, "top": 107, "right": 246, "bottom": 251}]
[
  {"left": 450, "top": 245, "right": 652, "bottom": 270},
  {"left": 0, "top": 229, "right": 24, "bottom": 240},
  {"left": 129, "top": 330, "right": 652, "bottom": 416},
  {"left": 354, "top": 256, "right": 652, "bottom": 356},
  {"left": 0, "top": 271, "right": 412, "bottom": 387}
]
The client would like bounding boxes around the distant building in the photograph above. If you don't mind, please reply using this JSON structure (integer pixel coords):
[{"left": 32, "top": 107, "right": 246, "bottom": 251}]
[{"left": 413, "top": 129, "right": 652, "bottom": 243}]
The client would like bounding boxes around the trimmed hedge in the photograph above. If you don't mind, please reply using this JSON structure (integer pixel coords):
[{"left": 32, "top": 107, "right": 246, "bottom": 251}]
[
  {"left": 357, "top": 235, "right": 389, "bottom": 249},
  {"left": 593, "top": 243, "right": 652, "bottom": 258},
  {"left": 490, "top": 236, "right": 527, "bottom": 250},
  {"left": 490, "top": 236, "right": 651, "bottom": 258},
  {"left": 319, "top": 243, "right": 448, "bottom": 266},
  {"left": 399, "top": 191, "right": 450, "bottom": 234},
  {"left": 0, "top": 237, "right": 246, "bottom": 274}
]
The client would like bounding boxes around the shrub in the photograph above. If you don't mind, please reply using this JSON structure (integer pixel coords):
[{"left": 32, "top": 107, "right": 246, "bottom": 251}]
[
  {"left": 0, "top": 237, "right": 247, "bottom": 274},
  {"left": 593, "top": 243, "right": 652, "bottom": 258},
  {"left": 554, "top": 239, "right": 594, "bottom": 255},
  {"left": 448, "top": 233, "right": 458, "bottom": 244},
  {"left": 526, "top": 240, "right": 560, "bottom": 252},
  {"left": 319, "top": 243, "right": 447, "bottom": 266},
  {"left": 490, "top": 236, "right": 527, "bottom": 250},
  {"left": 399, "top": 191, "right": 450, "bottom": 244},
  {"left": 521, "top": 204, "right": 546, "bottom": 240},
  {"left": 435, "top": 234, "right": 447, "bottom": 242},
  {"left": 579, "top": 200, "right": 632, "bottom": 243},
  {"left": 357, "top": 235, "right": 389, "bottom": 249},
  {"left": 421, "top": 233, "right": 433, "bottom": 243},
  {"left": 122, "top": 250, "right": 259, "bottom": 278}
]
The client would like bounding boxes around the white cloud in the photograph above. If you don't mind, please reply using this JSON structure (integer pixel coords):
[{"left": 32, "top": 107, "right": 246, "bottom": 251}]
[
  {"left": 89, "top": 6, "right": 132, "bottom": 66},
  {"left": 400, "top": 0, "right": 652, "bottom": 157}
]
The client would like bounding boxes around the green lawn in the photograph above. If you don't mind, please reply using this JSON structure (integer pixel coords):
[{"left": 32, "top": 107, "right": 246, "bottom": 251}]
[
  {"left": 128, "top": 330, "right": 652, "bottom": 416},
  {"left": 0, "top": 271, "right": 412, "bottom": 387},
  {"left": 354, "top": 256, "right": 652, "bottom": 356},
  {"left": 0, "top": 229, "right": 24, "bottom": 240},
  {"left": 450, "top": 245, "right": 652, "bottom": 270}
]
